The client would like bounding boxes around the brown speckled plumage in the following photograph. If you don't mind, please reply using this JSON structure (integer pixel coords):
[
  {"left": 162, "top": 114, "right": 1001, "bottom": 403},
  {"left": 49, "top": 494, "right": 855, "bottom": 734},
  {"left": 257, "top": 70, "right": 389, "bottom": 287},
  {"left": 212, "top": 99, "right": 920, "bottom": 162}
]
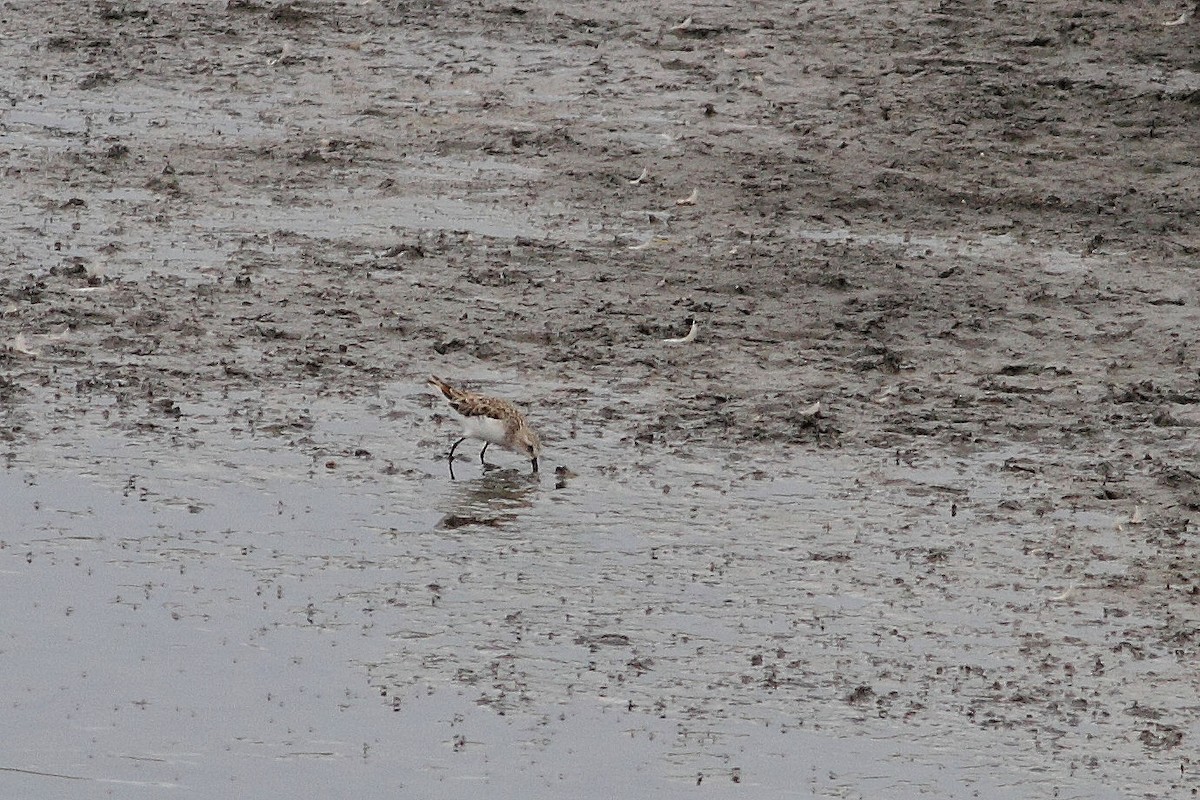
[{"left": 429, "top": 376, "right": 523, "bottom": 430}]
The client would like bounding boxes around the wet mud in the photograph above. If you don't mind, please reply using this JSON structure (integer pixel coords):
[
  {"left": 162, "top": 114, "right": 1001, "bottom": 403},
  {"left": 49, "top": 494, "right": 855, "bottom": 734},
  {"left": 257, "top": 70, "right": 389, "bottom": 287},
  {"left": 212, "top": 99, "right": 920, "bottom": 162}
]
[{"left": 2, "top": 0, "right": 1199, "bottom": 796}]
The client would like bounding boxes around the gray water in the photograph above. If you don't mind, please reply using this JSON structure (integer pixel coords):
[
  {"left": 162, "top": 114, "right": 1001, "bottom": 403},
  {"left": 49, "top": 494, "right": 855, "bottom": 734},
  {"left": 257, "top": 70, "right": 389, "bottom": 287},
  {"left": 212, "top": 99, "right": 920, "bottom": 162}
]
[{"left": 1, "top": 385, "right": 1153, "bottom": 798}]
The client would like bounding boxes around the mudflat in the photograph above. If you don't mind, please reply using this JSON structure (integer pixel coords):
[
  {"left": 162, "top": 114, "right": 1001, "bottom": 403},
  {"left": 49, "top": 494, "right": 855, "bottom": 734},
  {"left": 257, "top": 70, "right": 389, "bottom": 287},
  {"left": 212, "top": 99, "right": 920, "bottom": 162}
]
[{"left": 2, "top": 1, "right": 1198, "bottom": 797}]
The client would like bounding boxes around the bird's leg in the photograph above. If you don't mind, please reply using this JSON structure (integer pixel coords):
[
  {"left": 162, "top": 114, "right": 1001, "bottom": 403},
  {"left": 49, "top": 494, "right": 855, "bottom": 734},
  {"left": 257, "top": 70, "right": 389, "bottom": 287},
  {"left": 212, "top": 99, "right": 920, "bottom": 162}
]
[
  {"left": 479, "top": 442, "right": 490, "bottom": 464},
  {"left": 531, "top": 457, "right": 539, "bottom": 473},
  {"left": 448, "top": 437, "right": 466, "bottom": 462}
]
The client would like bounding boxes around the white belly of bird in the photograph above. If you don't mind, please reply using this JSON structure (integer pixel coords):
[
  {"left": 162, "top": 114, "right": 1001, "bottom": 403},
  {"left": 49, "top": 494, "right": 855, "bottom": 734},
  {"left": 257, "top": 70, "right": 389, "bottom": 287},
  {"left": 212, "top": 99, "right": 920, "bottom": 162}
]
[{"left": 463, "top": 415, "right": 510, "bottom": 447}]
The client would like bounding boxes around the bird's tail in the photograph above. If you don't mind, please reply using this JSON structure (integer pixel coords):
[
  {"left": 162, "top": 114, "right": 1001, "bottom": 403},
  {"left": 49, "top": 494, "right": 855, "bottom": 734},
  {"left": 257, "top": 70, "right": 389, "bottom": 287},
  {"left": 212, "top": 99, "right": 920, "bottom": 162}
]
[{"left": 428, "top": 375, "right": 456, "bottom": 400}]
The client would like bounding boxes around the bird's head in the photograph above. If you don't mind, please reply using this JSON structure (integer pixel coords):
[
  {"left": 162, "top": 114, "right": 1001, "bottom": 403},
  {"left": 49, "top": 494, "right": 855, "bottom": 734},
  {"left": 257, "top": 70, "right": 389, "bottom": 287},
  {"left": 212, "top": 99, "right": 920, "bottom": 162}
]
[{"left": 515, "top": 427, "right": 541, "bottom": 472}]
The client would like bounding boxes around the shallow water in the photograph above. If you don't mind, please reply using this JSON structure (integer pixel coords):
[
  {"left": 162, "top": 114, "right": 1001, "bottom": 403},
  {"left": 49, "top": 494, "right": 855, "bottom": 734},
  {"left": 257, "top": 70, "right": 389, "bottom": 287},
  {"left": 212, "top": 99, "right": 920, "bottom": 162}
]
[{"left": 2, "top": 384, "right": 1170, "bottom": 799}]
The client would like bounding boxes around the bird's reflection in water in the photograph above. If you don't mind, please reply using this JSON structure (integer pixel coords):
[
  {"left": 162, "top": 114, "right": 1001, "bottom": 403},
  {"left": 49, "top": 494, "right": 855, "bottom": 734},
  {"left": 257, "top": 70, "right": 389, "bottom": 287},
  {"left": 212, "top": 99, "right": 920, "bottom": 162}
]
[{"left": 438, "top": 465, "right": 539, "bottom": 530}]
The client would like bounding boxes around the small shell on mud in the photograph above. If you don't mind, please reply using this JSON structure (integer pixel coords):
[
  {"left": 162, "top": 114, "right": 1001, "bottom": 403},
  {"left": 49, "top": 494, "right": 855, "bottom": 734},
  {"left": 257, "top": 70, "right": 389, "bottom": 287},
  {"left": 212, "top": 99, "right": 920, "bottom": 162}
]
[
  {"left": 795, "top": 400, "right": 822, "bottom": 418},
  {"left": 267, "top": 42, "right": 295, "bottom": 66},
  {"left": 1049, "top": 585, "right": 1077, "bottom": 602},
  {"left": 675, "top": 188, "right": 698, "bottom": 206},
  {"left": 661, "top": 320, "right": 698, "bottom": 344},
  {"left": 6, "top": 333, "right": 39, "bottom": 356},
  {"left": 629, "top": 167, "right": 649, "bottom": 185},
  {"left": 6, "top": 327, "right": 70, "bottom": 357}
]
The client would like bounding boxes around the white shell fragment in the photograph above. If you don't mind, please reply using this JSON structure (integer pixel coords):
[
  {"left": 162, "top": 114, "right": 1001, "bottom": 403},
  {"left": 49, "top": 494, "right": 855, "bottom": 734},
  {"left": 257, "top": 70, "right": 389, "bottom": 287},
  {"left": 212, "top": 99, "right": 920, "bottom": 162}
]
[
  {"left": 661, "top": 320, "right": 698, "bottom": 344},
  {"left": 1049, "top": 585, "right": 1077, "bottom": 602},
  {"left": 795, "top": 400, "right": 822, "bottom": 419}
]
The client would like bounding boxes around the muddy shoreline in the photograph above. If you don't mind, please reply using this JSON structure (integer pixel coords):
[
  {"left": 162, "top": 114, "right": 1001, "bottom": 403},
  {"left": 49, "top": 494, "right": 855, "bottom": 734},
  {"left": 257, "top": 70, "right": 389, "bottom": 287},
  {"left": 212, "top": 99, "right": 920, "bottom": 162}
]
[{"left": 2, "top": 1, "right": 1199, "bottom": 796}]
